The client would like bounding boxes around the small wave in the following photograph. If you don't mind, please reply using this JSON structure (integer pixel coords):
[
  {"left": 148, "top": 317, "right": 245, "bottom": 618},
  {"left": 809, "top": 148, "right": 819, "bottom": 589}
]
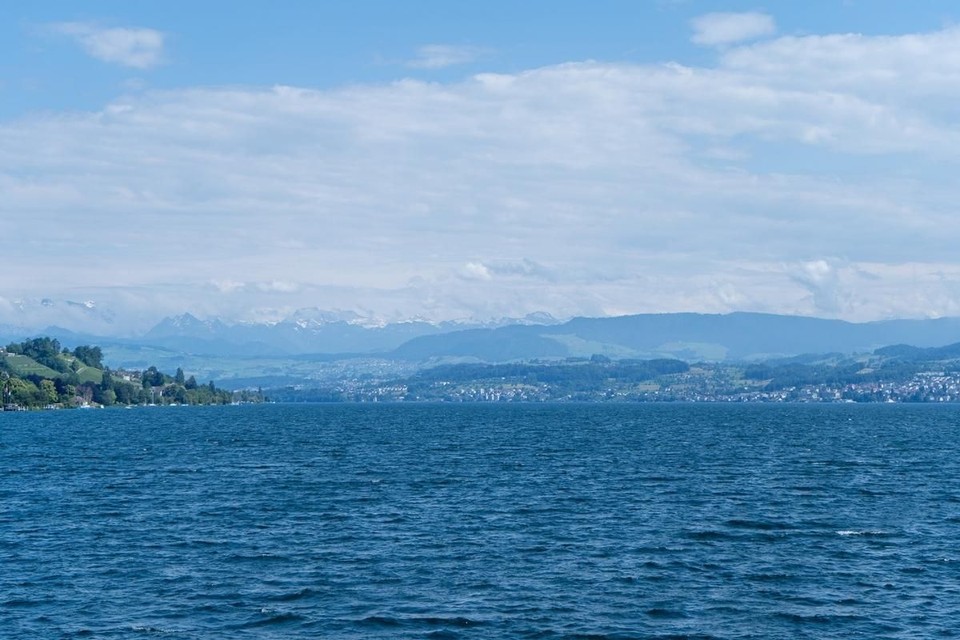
[
  {"left": 816, "top": 459, "right": 863, "bottom": 468},
  {"left": 359, "top": 614, "right": 483, "bottom": 630},
  {"left": 225, "top": 552, "right": 291, "bottom": 563},
  {"left": 362, "top": 614, "right": 483, "bottom": 626},
  {"left": 568, "top": 634, "right": 719, "bottom": 640},
  {"left": 685, "top": 530, "right": 740, "bottom": 541},
  {"left": 234, "top": 610, "right": 306, "bottom": 629},
  {"left": 725, "top": 518, "right": 792, "bottom": 531},
  {"left": 265, "top": 587, "right": 318, "bottom": 602},
  {"left": 360, "top": 615, "right": 403, "bottom": 627},
  {"left": 129, "top": 625, "right": 167, "bottom": 634},
  {"left": 747, "top": 572, "right": 796, "bottom": 583},
  {"left": 413, "top": 616, "right": 483, "bottom": 627},
  {"left": 169, "top": 538, "right": 225, "bottom": 549},
  {"left": 646, "top": 607, "right": 687, "bottom": 619},
  {"left": 836, "top": 530, "right": 887, "bottom": 537},
  {"left": 774, "top": 611, "right": 865, "bottom": 624},
  {"left": 3, "top": 598, "right": 44, "bottom": 608},
  {"left": 898, "top": 566, "right": 926, "bottom": 574}
]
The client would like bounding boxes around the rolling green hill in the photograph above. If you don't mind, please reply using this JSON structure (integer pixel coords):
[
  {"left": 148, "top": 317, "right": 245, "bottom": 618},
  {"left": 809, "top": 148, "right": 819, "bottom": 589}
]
[
  {"left": 1, "top": 353, "right": 62, "bottom": 378},
  {"left": 0, "top": 352, "right": 103, "bottom": 383}
]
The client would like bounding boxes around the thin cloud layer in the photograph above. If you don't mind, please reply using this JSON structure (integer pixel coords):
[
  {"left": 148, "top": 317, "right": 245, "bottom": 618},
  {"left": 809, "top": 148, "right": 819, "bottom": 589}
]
[
  {"left": 6, "top": 25, "right": 960, "bottom": 330},
  {"left": 690, "top": 12, "right": 776, "bottom": 46},
  {"left": 407, "top": 44, "right": 486, "bottom": 69},
  {"left": 49, "top": 22, "right": 165, "bottom": 69}
]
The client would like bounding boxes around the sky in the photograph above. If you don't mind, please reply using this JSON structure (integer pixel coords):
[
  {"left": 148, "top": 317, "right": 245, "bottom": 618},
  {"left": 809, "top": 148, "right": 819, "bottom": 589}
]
[{"left": 5, "top": 1, "right": 960, "bottom": 334}]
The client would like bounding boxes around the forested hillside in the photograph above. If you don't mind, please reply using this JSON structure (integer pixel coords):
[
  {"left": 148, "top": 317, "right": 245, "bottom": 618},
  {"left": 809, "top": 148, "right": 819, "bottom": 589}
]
[{"left": 0, "top": 337, "right": 245, "bottom": 409}]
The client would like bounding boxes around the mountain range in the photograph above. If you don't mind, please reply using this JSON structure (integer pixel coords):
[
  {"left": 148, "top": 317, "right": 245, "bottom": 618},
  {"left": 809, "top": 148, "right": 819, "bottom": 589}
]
[
  {"left": 6, "top": 310, "right": 960, "bottom": 387},
  {"left": 388, "top": 312, "right": 960, "bottom": 362}
]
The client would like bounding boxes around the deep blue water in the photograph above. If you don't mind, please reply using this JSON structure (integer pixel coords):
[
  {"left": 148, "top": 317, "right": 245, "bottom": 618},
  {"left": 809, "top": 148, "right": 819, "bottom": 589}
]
[{"left": 3, "top": 403, "right": 960, "bottom": 639}]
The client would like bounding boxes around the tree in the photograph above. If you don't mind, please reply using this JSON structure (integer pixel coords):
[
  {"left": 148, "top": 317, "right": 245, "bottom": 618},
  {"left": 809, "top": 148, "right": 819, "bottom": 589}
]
[
  {"left": 1, "top": 371, "right": 9, "bottom": 405},
  {"left": 73, "top": 345, "right": 104, "bottom": 369},
  {"left": 172, "top": 385, "right": 188, "bottom": 404},
  {"left": 15, "top": 337, "right": 69, "bottom": 373},
  {"left": 175, "top": 367, "right": 186, "bottom": 385},
  {"left": 100, "top": 389, "right": 117, "bottom": 406},
  {"left": 40, "top": 379, "right": 58, "bottom": 405},
  {"left": 114, "top": 382, "right": 136, "bottom": 405},
  {"left": 142, "top": 366, "right": 165, "bottom": 387},
  {"left": 9, "top": 378, "right": 40, "bottom": 405}
]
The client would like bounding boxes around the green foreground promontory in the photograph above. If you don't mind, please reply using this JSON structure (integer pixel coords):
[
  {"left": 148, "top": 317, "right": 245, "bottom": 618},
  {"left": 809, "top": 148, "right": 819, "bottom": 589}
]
[{"left": 0, "top": 337, "right": 257, "bottom": 409}]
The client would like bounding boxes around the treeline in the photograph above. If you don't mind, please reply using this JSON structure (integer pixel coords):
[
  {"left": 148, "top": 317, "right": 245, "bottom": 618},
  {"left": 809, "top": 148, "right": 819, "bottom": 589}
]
[
  {"left": 410, "top": 358, "right": 690, "bottom": 387},
  {"left": 743, "top": 360, "right": 925, "bottom": 391},
  {"left": 90, "top": 366, "right": 235, "bottom": 407},
  {"left": 1, "top": 337, "right": 243, "bottom": 409},
  {"left": 265, "top": 358, "right": 691, "bottom": 404}
]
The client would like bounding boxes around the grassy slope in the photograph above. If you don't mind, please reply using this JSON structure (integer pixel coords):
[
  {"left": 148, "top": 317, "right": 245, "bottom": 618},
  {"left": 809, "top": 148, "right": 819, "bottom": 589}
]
[
  {"left": 73, "top": 366, "right": 104, "bottom": 384},
  {"left": 2, "top": 353, "right": 61, "bottom": 378},
  {"left": 1, "top": 353, "right": 103, "bottom": 383}
]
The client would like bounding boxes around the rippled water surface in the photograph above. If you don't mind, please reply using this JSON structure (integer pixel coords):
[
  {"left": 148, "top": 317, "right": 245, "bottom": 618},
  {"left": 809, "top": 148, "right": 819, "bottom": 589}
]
[{"left": 3, "top": 403, "right": 960, "bottom": 638}]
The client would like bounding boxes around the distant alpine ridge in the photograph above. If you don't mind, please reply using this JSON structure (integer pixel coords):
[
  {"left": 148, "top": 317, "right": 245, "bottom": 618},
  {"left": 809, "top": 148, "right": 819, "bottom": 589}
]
[
  {"left": 8, "top": 310, "right": 960, "bottom": 364},
  {"left": 135, "top": 310, "right": 563, "bottom": 357},
  {"left": 387, "top": 312, "right": 960, "bottom": 362}
]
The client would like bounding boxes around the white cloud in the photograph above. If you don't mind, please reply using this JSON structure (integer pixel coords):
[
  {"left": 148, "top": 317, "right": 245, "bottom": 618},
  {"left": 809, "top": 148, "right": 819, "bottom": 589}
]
[
  {"left": 49, "top": 22, "right": 165, "bottom": 69},
  {"left": 211, "top": 280, "right": 246, "bottom": 293},
  {"left": 720, "top": 28, "right": 960, "bottom": 96},
  {"left": 691, "top": 12, "right": 776, "bottom": 46},
  {"left": 257, "top": 281, "right": 301, "bottom": 293},
  {"left": 407, "top": 44, "right": 485, "bottom": 69},
  {"left": 460, "top": 262, "right": 493, "bottom": 281},
  {"left": 787, "top": 259, "right": 849, "bottom": 314},
  {"left": 8, "top": 26, "right": 960, "bottom": 329}
]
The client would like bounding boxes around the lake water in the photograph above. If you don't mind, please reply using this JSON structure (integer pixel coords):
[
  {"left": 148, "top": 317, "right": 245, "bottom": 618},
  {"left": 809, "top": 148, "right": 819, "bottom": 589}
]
[{"left": 3, "top": 403, "right": 960, "bottom": 638}]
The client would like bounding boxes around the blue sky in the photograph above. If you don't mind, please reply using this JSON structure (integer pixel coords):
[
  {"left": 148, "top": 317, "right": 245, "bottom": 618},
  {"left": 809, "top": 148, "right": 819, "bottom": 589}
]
[
  {"left": 5, "top": 1, "right": 960, "bottom": 333},
  {"left": 6, "top": 1, "right": 958, "bottom": 117}
]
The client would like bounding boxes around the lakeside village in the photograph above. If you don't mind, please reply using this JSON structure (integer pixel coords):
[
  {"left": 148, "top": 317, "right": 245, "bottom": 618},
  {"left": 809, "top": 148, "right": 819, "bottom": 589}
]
[
  {"left": 271, "top": 357, "right": 960, "bottom": 404},
  {"left": 0, "top": 338, "right": 263, "bottom": 411},
  {"left": 306, "top": 369, "right": 960, "bottom": 404}
]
